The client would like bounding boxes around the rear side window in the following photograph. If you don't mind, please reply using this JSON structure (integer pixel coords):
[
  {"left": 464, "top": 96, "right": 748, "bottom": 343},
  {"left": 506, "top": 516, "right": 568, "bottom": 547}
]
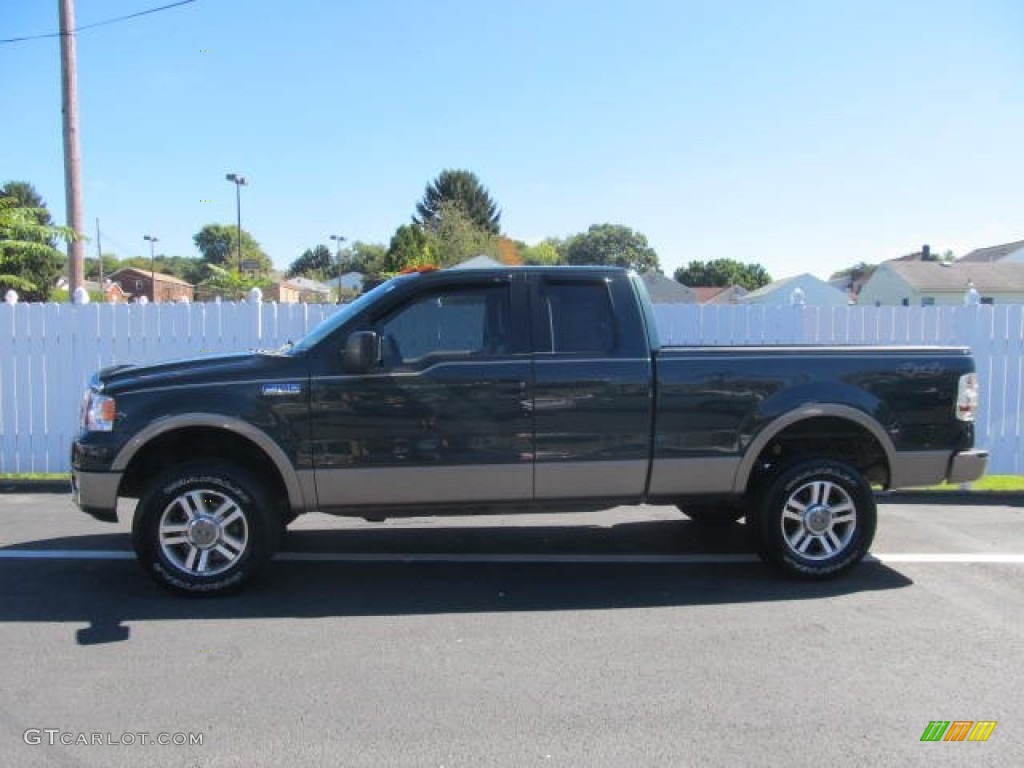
[{"left": 539, "top": 281, "right": 616, "bottom": 354}]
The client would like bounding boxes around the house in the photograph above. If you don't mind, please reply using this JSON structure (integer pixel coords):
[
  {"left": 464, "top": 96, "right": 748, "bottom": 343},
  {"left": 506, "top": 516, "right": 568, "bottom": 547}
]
[
  {"left": 323, "top": 272, "right": 365, "bottom": 299},
  {"left": 640, "top": 270, "right": 696, "bottom": 304},
  {"left": 958, "top": 239, "right": 1024, "bottom": 264},
  {"left": 265, "top": 280, "right": 303, "bottom": 304},
  {"left": 452, "top": 255, "right": 504, "bottom": 270},
  {"left": 739, "top": 274, "right": 849, "bottom": 306},
  {"left": 857, "top": 261, "right": 1024, "bottom": 306},
  {"left": 283, "top": 276, "right": 334, "bottom": 303},
  {"left": 86, "top": 280, "right": 129, "bottom": 303},
  {"left": 55, "top": 277, "right": 130, "bottom": 303},
  {"left": 107, "top": 268, "right": 194, "bottom": 303},
  {"left": 692, "top": 285, "right": 748, "bottom": 305}
]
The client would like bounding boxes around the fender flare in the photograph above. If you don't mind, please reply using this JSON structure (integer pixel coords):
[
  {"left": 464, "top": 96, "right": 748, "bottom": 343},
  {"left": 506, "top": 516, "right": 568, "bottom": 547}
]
[
  {"left": 732, "top": 404, "right": 896, "bottom": 494},
  {"left": 111, "top": 413, "right": 312, "bottom": 511}
]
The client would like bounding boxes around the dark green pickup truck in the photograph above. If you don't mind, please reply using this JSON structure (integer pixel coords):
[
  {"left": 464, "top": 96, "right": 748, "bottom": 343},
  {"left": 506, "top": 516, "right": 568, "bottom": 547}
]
[{"left": 72, "top": 266, "right": 987, "bottom": 594}]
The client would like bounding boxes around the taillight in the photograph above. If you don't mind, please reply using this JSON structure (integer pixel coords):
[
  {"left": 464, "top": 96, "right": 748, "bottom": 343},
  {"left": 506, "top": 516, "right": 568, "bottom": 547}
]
[{"left": 956, "top": 373, "right": 979, "bottom": 422}]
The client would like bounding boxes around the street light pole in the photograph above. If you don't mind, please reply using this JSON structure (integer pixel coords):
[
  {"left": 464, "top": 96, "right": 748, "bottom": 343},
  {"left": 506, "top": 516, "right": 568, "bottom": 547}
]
[
  {"left": 329, "top": 234, "right": 346, "bottom": 304},
  {"left": 225, "top": 173, "right": 248, "bottom": 274},
  {"left": 143, "top": 234, "right": 159, "bottom": 302}
]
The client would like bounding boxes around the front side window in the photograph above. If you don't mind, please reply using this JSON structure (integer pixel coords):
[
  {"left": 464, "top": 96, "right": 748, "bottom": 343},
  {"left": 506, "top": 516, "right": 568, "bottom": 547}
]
[{"left": 376, "top": 284, "right": 513, "bottom": 366}]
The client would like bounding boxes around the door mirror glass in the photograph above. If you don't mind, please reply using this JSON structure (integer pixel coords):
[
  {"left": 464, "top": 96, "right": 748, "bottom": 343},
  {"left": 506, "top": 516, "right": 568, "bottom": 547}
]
[{"left": 342, "top": 331, "right": 381, "bottom": 372}]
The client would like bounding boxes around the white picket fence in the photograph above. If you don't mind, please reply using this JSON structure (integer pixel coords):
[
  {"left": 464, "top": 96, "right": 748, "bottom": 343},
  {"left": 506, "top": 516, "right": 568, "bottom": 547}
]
[{"left": 1, "top": 301, "right": 1021, "bottom": 475}]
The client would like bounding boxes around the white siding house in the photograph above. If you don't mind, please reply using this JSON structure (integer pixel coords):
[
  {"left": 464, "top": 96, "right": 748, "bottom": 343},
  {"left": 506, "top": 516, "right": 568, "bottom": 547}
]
[
  {"left": 740, "top": 273, "right": 849, "bottom": 306},
  {"left": 857, "top": 261, "right": 1024, "bottom": 306}
]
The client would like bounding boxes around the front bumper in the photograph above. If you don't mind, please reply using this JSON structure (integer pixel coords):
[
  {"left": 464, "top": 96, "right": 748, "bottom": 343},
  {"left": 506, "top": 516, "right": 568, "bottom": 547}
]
[
  {"left": 71, "top": 469, "right": 122, "bottom": 523},
  {"left": 947, "top": 449, "right": 989, "bottom": 485}
]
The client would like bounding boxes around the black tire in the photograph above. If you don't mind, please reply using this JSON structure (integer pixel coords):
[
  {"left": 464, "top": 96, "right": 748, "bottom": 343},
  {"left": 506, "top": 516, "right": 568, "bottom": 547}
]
[
  {"left": 132, "top": 462, "right": 279, "bottom": 595},
  {"left": 678, "top": 505, "right": 745, "bottom": 525},
  {"left": 751, "top": 459, "right": 876, "bottom": 578}
]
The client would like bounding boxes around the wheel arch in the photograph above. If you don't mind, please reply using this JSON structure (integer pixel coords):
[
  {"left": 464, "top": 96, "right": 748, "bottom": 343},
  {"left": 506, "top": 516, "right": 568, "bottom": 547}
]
[
  {"left": 734, "top": 404, "right": 895, "bottom": 494},
  {"left": 112, "top": 414, "right": 312, "bottom": 513}
]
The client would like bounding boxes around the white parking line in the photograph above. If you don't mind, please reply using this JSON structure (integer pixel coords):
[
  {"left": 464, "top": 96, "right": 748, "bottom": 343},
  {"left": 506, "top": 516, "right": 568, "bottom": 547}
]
[
  {"left": 1, "top": 550, "right": 1023, "bottom": 564},
  {"left": 0, "top": 550, "right": 134, "bottom": 560},
  {"left": 870, "top": 553, "right": 1024, "bottom": 564}
]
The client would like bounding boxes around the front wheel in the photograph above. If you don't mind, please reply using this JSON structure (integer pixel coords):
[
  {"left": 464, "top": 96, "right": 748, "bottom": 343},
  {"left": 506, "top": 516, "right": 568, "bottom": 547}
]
[
  {"left": 752, "top": 460, "right": 876, "bottom": 578},
  {"left": 132, "top": 462, "right": 278, "bottom": 595}
]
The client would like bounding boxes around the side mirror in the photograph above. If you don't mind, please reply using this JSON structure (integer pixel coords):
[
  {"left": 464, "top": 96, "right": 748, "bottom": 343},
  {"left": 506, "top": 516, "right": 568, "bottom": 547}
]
[{"left": 342, "top": 331, "right": 381, "bottom": 372}]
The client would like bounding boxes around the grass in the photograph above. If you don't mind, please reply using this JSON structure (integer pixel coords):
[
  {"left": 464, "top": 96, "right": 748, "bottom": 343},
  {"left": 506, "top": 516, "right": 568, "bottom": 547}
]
[
  {"left": 932, "top": 475, "right": 1024, "bottom": 492},
  {"left": 0, "top": 473, "right": 70, "bottom": 481}
]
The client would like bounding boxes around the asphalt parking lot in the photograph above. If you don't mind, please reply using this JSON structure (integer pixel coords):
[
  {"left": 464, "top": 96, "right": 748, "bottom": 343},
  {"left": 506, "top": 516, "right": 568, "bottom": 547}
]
[{"left": 1, "top": 491, "right": 1022, "bottom": 767}]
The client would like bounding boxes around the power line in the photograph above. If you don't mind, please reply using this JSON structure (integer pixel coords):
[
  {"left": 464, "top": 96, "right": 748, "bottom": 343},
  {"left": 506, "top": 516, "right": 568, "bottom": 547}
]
[{"left": 0, "top": 0, "right": 198, "bottom": 45}]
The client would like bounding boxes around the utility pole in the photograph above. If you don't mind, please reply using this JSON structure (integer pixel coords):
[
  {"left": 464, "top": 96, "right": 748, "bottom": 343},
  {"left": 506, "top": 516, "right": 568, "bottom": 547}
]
[
  {"left": 144, "top": 235, "right": 159, "bottom": 302},
  {"left": 330, "top": 234, "right": 346, "bottom": 303},
  {"left": 95, "top": 218, "right": 103, "bottom": 295},
  {"left": 60, "top": 0, "right": 86, "bottom": 297},
  {"left": 225, "top": 173, "right": 247, "bottom": 274}
]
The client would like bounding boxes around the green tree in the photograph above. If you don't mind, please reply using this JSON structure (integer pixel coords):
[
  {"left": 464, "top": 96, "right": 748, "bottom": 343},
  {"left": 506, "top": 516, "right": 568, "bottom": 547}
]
[
  {"left": 423, "top": 200, "right": 500, "bottom": 266},
  {"left": 563, "top": 223, "right": 660, "bottom": 272},
  {"left": 347, "top": 241, "right": 388, "bottom": 276},
  {"left": 84, "top": 253, "right": 121, "bottom": 281},
  {"left": 521, "top": 240, "right": 563, "bottom": 265},
  {"left": 674, "top": 259, "right": 772, "bottom": 291},
  {"left": 829, "top": 262, "right": 877, "bottom": 293},
  {"left": 0, "top": 184, "right": 77, "bottom": 301},
  {"left": 193, "top": 223, "right": 272, "bottom": 274},
  {"left": 415, "top": 169, "right": 501, "bottom": 235},
  {"left": 386, "top": 224, "right": 434, "bottom": 273},
  {"left": 1, "top": 182, "right": 52, "bottom": 226},
  {"left": 195, "top": 263, "right": 272, "bottom": 301},
  {"left": 287, "top": 245, "right": 334, "bottom": 279}
]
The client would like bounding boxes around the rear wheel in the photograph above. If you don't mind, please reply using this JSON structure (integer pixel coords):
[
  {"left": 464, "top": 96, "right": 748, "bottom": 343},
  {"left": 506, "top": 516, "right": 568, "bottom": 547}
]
[
  {"left": 132, "top": 462, "right": 278, "bottom": 595},
  {"left": 752, "top": 459, "right": 876, "bottom": 578}
]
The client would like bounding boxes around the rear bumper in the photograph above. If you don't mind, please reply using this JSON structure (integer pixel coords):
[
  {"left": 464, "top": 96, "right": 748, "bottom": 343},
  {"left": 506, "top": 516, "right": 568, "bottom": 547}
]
[
  {"left": 71, "top": 469, "right": 121, "bottom": 523},
  {"left": 947, "top": 449, "right": 989, "bottom": 485}
]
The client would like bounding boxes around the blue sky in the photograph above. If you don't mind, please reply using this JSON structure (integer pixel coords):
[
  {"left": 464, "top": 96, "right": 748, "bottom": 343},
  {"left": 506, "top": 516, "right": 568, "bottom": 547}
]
[{"left": 2, "top": 0, "right": 1022, "bottom": 280}]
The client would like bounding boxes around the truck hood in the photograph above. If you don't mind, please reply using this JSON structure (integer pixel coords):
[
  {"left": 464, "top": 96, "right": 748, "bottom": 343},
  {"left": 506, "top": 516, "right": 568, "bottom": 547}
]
[{"left": 96, "top": 351, "right": 296, "bottom": 393}]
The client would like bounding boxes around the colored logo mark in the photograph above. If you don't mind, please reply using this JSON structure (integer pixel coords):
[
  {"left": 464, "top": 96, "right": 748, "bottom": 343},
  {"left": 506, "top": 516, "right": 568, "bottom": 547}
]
[{"left": 920, "top": 720, "right": 997, "bottom": 742}]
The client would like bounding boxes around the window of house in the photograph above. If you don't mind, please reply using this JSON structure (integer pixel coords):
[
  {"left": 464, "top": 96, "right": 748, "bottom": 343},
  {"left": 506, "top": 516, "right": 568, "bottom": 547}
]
[{"left": 921, "top": 297, "right": 935, "bottom": 307}]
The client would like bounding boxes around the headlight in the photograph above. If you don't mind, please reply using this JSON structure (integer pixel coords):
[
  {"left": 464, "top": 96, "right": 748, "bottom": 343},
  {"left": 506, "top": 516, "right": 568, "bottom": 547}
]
[{"left": 81, "top": 390, "right": 116, "bottom": 432}]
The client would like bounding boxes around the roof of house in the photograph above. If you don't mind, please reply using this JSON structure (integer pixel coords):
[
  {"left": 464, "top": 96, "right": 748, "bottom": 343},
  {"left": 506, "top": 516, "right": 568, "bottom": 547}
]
[
  {"left": 740, "top": 273, "right": 840, "bottom": 298},
  {"left": 452, "top": 255, "right": 504, "bottom": 270},
  {"left": 83, "top": 280, "right": 127, "bottom": 294},
  {"left": 692, "top": 285, "right": 748, "bottom": 304},
  {"left": 108, "top": 267, "right": 194, "bottom": 287},
  {"left": 286, "top": 276, "right": 333, "bottom": 293},
  {"left": 640, "top": 270, "right": 696, "bottom": 303},
  {"left": 958, "top": 239, "right": 1024, "bottom": 263},
  {"left": 880, "top": 261, "right": 1024, "bottom": 293}
]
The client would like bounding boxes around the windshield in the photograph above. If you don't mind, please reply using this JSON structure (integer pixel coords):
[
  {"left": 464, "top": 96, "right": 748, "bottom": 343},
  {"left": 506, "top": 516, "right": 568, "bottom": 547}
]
[{"left": 287, "top": 277, "right": 406, "bottom": 354}]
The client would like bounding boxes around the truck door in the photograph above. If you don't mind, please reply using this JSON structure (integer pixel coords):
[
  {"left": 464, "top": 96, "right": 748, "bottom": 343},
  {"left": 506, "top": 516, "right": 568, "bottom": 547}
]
[
  {"left": 530, "top": 274, "right": 654, "bottom": 501},
  {"left": 310, "top": 275, "right": 533, "bottom": 508}
]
